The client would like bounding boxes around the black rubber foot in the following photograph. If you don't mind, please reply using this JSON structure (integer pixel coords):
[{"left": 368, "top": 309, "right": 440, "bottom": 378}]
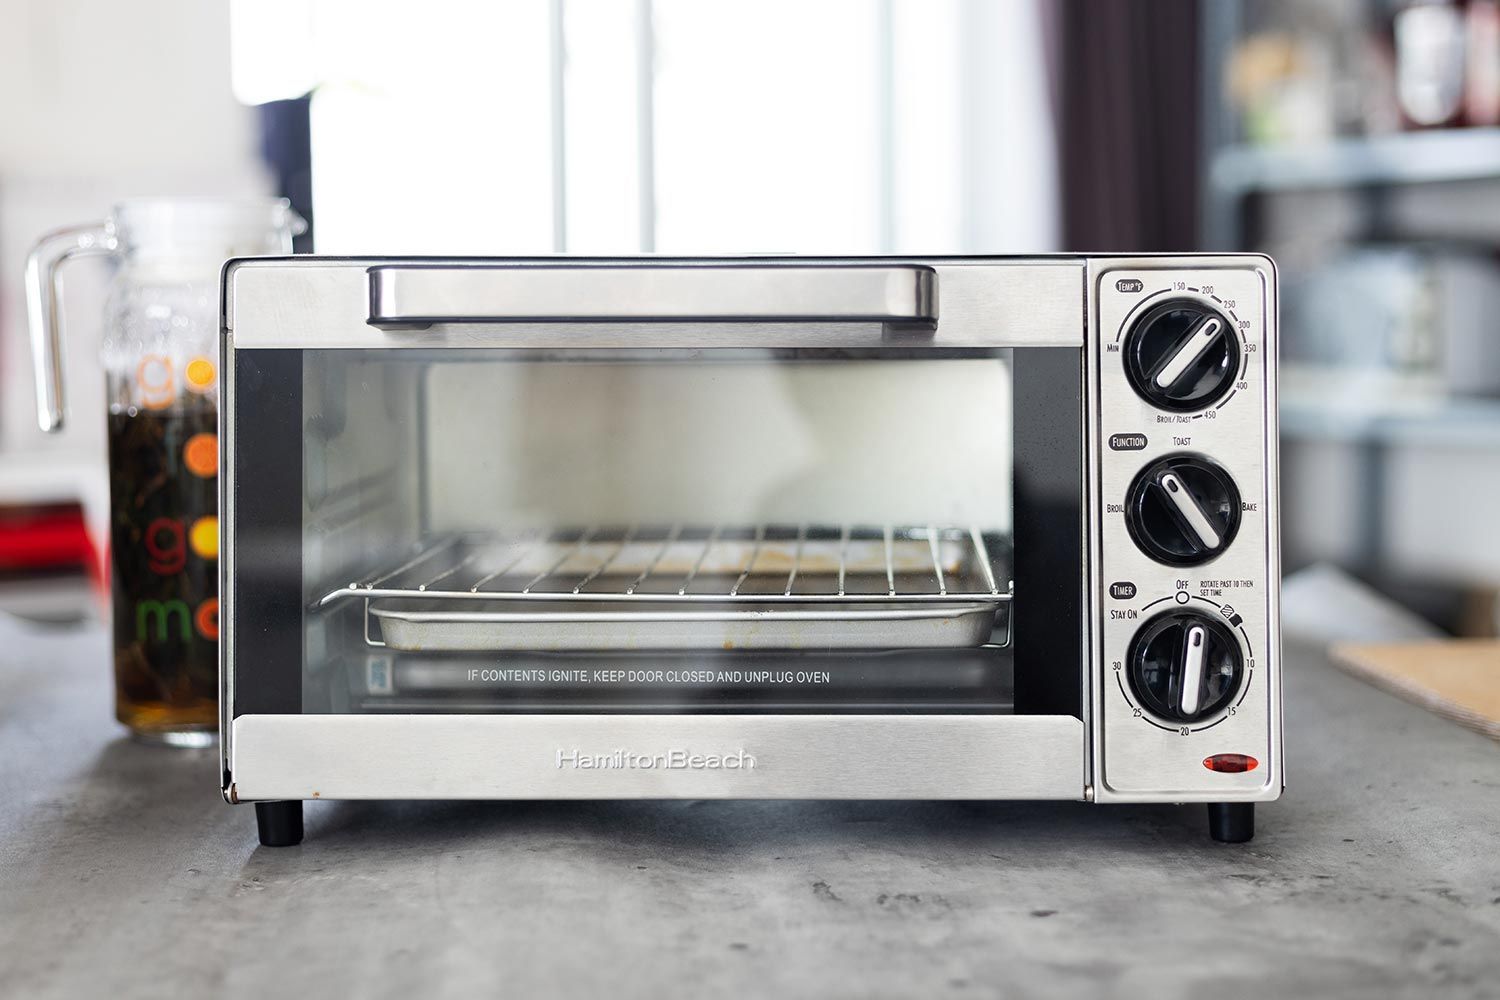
[
  {"left": 1207, "top": 802, "right": 1254, "bottom": 843},
  {"left": 255, "top": 800, "right": 304, "bottom": 847}
]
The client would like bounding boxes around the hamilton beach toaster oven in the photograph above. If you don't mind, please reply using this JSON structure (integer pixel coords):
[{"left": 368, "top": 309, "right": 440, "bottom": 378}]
[{"left": 219, "top": 255, "right": 1282, "bottom": 847}]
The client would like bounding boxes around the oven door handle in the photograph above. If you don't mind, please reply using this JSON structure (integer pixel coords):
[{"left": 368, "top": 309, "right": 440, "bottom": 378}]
[{"left": 365, "top": 264, "right": 938, "bottom": 329}]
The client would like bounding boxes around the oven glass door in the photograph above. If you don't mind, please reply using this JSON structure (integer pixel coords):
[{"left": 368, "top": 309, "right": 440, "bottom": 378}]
[{"left": 243, "top": 347, "right": 1016, "bottom": 715}]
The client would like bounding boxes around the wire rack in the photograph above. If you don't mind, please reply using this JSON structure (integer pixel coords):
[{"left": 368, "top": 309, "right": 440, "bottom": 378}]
[{"left": 315, "top": 523, "right": 1012, "bottom": 609}]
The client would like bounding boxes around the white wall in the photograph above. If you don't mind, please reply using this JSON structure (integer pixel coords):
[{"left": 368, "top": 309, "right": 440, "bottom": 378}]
[{"left": 0, "top": 0, "right": 268, "bottom": 512}]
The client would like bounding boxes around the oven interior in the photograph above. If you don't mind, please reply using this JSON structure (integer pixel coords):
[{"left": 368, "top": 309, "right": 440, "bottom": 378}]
[{"left": 296, "top": 348, "right": 1020, "bottom": 714}]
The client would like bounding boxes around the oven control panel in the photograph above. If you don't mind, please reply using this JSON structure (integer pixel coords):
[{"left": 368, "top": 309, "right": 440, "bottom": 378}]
[{"left": 1090, "top": 260, "right": 1280, "bottom": 802}]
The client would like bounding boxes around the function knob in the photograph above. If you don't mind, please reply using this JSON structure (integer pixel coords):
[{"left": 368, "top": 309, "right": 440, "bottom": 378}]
[
  {"left": 1127, "top": 610, "right": 1244, "bottom": 725},
  {"left": 1123, "top": 299, "right": 1239, "bottom": 411},
  {"left": 1125, "top": 454, "right": 1241, "bottom": 566}
]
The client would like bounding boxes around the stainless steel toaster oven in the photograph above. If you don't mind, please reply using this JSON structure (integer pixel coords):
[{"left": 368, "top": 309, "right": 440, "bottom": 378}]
[{"left": 219, "top": 255, "right": 1281, "bottom": 847}]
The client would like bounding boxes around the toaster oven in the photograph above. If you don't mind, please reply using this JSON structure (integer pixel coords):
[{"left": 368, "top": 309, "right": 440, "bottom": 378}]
[{"left": 218, "top": 255, "right": 1281, "bottom": 847}]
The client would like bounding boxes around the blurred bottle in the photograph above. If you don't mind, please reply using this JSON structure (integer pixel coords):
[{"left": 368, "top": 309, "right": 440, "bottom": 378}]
[
  {"left": 1465, "top": 0, "right": 1500, "bottom": 125},
  {"left": 1394, "top": 0, "right": 1467, "bottom": 126},
  {"left": 1227, "top": 33, "right": 1336, "bottom": 144}
]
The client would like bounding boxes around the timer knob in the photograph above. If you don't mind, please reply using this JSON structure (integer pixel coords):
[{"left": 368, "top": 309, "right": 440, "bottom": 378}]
[
  {"left": 1127, "top": 610, "right": 1244, "bottom": 725},
  {"left": 1125, "top": 454, "right": 1241, "bottom": 566},
  {"left": 1123, "top": 299, "right": 1239, "bottom": 411}
]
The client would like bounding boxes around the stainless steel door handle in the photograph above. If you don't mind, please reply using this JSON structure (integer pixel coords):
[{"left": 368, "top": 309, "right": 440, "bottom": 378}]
[{"left": 366, "top": 264, "right": 938, "bottom": 329}]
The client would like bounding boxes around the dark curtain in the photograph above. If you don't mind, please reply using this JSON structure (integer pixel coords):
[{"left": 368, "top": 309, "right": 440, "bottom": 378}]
[
  {"left": 257, "top": 95, "right": 315, "bottom": 253},
  {"left": 1052, "top": 0, "right": 1203, "bottom": 251}
]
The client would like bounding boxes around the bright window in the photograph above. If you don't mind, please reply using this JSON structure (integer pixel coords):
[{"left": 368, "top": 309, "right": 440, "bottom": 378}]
[{"left": 230, "top": 0, "right": 1058, "bottom": 255}]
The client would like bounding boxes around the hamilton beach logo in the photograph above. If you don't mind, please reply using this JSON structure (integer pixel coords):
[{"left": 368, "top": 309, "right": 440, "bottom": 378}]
[{"left": 556, "top": 748, "right": 756, "bottom": 771}]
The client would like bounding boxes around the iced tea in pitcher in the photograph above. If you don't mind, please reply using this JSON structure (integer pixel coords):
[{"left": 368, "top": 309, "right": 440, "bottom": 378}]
[{"left": 108, "top": 393, "right": 220, "bottom": 738}]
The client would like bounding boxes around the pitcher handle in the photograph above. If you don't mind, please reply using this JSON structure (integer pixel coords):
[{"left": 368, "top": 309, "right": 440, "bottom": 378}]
[{"left": 24, "top": 222, "right": 116, "bottom": 432}]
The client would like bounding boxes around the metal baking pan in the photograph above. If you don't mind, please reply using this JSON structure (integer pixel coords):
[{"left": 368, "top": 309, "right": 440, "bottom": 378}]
[{"left": 369, "top": 599, "right": 1002, "bottom": 652}]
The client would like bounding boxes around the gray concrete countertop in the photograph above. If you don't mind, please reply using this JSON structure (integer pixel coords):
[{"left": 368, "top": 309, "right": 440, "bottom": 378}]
[{"left": 1, "top": 616, "right": 1497, "bottom": 999}]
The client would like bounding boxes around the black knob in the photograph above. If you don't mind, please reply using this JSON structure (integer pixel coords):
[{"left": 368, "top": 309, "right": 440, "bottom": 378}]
[
  {"left": 1127, "top": 610, "right": 1244, "bottom": 725},
  {"left": 1125, "top": 454, "right": 1241, "bottom": 566},
  {"left": 1123, "top": 299, "right": 1239, "bottom": 411}
]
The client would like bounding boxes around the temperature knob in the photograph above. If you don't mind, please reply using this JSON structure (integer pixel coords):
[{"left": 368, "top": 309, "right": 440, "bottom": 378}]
[
  {"left": 1123, "top": 299, "right": 1239, "bottom": 411},
  {"left": 1127, "top": 610, "right": 1243, "bottom": 724},
  {"left": 1125, "top": 454, "right": 1241, "bottom": 566}
]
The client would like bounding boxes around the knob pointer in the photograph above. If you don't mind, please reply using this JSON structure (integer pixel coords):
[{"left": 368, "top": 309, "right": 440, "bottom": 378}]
[
  {"left": 1157, "top": 471, "right": 1222, "bottom": 550},
  {"left": 1179, "top": 624, "right": 1207, "bottom": 716},
  {"left": 1153, "top": 316, "right": 1222, "bottom": 390}
]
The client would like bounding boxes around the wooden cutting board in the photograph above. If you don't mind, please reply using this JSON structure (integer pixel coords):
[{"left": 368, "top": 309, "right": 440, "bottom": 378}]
[{"left": 1329, "top": 640, "right": 1500, "bottom": 742}]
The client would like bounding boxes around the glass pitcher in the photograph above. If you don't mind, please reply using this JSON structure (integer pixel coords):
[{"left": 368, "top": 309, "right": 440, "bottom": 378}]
[{"left": 26, "top": 197, "right": 303, "bottom": 746}]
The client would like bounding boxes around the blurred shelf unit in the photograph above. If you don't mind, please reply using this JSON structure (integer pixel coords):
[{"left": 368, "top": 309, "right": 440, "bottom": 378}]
[
  {"left": 1279, "top": 391, "right": 1500, "bottom": 588},
  {"left": 1280, "top": 392, "right": 1500, "bottom": 446},
  {"left": 1212, "top": 127, "right": 1500, "bottom": 195},
  {"left": 1203, "top": 9, "right": 1500, "bottom": 592}
]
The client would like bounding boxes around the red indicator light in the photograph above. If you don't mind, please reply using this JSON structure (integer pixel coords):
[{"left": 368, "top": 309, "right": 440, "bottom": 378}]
[{"left": 1203, "top": 753, "right": 1259, "bottom": 773}]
